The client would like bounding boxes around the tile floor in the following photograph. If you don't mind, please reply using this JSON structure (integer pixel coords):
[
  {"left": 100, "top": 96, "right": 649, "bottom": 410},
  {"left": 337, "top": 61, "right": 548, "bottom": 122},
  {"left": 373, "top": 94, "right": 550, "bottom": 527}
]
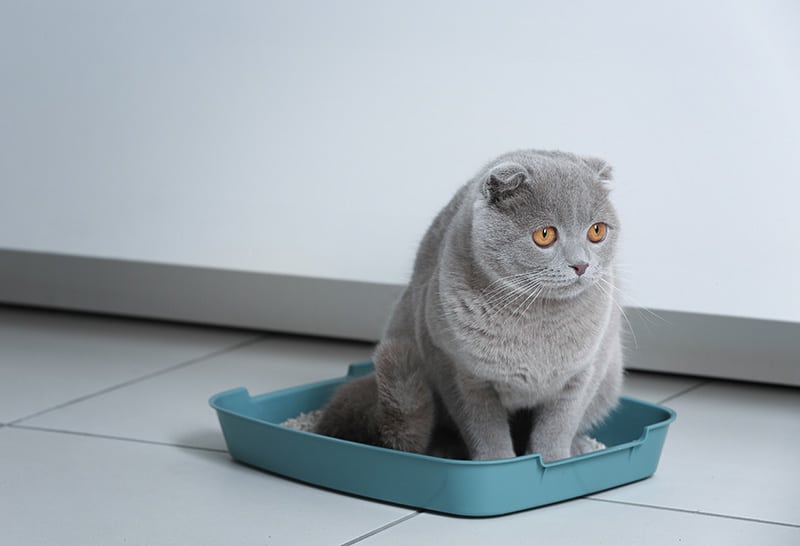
[{"left": 1, "top": 305, "right": 798, "bottom": 545}]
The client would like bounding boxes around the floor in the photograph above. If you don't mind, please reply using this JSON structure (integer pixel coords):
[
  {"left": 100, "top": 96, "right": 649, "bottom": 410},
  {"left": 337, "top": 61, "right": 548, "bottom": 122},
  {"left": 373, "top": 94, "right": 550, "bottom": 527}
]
[{"left": 1, "top": 306, "right": 798, "bottom": 546}]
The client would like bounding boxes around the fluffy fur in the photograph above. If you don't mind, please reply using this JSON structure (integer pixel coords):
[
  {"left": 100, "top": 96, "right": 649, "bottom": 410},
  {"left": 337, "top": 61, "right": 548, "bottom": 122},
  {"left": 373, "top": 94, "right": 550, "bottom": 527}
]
[{"left": 315, "top": 149, "right": 623, "bottom": 462}]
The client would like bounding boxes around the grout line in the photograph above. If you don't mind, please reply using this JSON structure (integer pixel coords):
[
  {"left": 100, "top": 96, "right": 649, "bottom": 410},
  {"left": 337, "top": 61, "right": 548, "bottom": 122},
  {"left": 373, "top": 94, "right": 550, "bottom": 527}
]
[
  {"left": 657, "top": 379, "right": 714, "bottom": 405},
  {"left": 9, "top": 424, "right": 229, "bottom": 454},
  {"left": 339, "top": 512, "right": 423, "bottom": 545},
  {"left": 8, "top": 334, "right": 266, "bottom": 425},
  {"left": 585, "top": 497, "right": 800, "bottom": 529}
]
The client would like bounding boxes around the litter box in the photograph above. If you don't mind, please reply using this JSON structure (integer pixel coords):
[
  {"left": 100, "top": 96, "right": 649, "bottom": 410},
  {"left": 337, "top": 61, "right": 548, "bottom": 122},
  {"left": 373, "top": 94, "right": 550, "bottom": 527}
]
[{"left": 209, "top": 361, "right": 676, "bottom": 517}]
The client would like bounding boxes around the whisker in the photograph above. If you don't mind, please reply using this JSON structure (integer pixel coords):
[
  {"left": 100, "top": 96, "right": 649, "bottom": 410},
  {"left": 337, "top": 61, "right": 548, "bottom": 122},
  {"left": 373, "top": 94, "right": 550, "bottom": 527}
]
[
  {"left": 512, "top": 284, "right": 544, "bottom": 330},
  {"left": 482, "top": 281, "right": 536, "bottom": 308},
  {"left": 608, "top": 267, "right": 669, "bottom": 325},
  {"left": 435, "top": 277, "right": 542, "bottom": 342},
  {"left": 477, "top": 271, "right": 546, "bottom": 300},
  {"left": 489, "top": 279, "right": 543, "bottom": 318},
  {"left": 479, "top": 273, "right": 542, "bottom": 306},
  {"left": 508, "top": 282, "right": 541, "bottom": 318},
  {"left": 596, "top": 277, "right": 638, "bottom": 350},
  {"left": 483, "top": 277, "right": 542, "bottom": 309}
]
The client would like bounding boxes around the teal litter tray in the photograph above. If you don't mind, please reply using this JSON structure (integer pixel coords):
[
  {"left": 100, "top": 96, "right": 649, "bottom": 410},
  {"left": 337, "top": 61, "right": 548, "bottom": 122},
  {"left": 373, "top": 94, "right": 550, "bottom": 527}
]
[{"left": 210, "top": 361, "right": 676, "bottom": 517}]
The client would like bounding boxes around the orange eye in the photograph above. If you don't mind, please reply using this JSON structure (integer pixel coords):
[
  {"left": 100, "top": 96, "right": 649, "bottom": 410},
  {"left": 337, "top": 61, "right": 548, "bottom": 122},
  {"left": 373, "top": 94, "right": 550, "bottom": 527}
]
[
  {"left": 588, "top": 222, "right": 607, "bottom": 243},
  {"left": 532, "top": 226, "right": 558, "bottom": 248}
]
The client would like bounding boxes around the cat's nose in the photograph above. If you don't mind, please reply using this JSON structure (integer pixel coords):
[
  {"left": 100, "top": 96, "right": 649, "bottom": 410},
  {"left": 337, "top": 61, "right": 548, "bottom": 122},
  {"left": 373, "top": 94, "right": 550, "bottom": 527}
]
[{"left": 570, "top": 262, "right": 589, "bottom": 276}]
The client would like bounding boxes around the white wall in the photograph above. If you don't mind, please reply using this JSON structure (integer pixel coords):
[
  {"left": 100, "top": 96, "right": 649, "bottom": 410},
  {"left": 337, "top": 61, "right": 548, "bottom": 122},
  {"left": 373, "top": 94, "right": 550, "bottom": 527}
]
[{"left": 2, "top": 0, "right": 799, "bottom": 323}]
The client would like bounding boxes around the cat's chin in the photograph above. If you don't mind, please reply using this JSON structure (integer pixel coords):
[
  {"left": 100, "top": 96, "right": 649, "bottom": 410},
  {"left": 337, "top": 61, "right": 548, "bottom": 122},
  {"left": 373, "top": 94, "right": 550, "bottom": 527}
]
[{"left": 544, "top": 278, "right": 595, "bottom": 300}]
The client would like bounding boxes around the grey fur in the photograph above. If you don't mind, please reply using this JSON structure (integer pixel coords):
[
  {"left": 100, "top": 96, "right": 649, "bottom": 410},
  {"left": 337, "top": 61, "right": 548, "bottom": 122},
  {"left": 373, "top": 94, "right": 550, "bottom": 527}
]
[{"left": 315, "top": 149, "right": 623, "bottom": 462}]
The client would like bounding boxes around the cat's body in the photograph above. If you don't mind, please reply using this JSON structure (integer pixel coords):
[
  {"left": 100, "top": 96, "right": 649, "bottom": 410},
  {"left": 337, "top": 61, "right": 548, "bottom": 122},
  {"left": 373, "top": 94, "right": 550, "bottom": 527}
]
[{"left": 315, "top": 150, "right": 623, "bottom": 462}]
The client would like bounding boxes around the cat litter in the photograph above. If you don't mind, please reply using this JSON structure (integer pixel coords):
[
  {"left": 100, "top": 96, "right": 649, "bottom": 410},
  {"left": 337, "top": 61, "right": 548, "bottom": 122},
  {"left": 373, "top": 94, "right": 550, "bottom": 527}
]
[{"left": 210, "top": 361, "right": 676, "bottom": 517}]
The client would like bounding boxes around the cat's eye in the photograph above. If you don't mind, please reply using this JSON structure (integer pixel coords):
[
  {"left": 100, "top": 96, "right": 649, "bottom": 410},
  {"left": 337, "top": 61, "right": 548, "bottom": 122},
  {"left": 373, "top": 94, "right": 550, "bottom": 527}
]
[
  {"left": 532, "top": 226, "right": 558, "bottom": 248},
  {"left": 588, "top": 222, "right": 608, "bottom": 243}
]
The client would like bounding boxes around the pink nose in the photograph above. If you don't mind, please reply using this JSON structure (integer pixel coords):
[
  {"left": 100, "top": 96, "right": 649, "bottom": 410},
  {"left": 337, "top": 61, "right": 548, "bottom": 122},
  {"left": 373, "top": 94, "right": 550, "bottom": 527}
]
[{"left": 570, "top": 262, "right": 588, "bottom": 276}]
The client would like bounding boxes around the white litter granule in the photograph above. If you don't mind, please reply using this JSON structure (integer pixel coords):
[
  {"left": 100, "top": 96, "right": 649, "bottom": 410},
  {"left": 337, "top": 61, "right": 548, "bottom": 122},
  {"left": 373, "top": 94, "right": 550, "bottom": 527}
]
[{"left": 280, "top": 409, "right": 323, "bottom": 432}]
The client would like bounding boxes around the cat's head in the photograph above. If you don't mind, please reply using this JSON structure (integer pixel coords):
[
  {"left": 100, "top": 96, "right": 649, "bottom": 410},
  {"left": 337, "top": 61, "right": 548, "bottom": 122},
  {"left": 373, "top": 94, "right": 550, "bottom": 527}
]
[{"left": 471, "top": 150, "right": 619, "bottom": 300}]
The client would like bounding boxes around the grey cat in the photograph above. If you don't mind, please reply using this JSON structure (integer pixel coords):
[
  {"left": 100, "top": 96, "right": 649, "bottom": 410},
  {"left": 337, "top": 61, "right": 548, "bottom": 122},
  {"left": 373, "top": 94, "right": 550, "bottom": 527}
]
[{"left": 315, "top": 149, "right": 623, "bottom": 462}]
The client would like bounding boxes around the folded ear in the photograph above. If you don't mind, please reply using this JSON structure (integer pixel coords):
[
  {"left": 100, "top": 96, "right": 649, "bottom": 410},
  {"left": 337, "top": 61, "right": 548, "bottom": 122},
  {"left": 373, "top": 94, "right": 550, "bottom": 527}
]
[
  {"left": 481, "top": 161, "right": 530, "bottom": 204},
  {"left": 582, "top": 156, "right": 613, "bottom": 181}
]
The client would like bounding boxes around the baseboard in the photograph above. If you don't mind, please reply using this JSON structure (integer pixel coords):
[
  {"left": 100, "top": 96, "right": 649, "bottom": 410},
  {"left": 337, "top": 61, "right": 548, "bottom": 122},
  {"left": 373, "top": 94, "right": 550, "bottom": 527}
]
[
  {"left": 618, "top": 307, "right": 799, "bottom": 387},
  {"left": 1, "top": 249, "right": 797, "bottom": 386},
  {"left": 0, "top": 248, "right": 402, "bottom": 341}
]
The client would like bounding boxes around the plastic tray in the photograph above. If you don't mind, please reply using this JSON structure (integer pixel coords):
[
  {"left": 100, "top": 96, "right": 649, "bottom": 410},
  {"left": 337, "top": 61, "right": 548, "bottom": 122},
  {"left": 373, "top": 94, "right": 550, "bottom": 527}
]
[{"left": 210, "top": 361, "right": 676, "bottom": 517}]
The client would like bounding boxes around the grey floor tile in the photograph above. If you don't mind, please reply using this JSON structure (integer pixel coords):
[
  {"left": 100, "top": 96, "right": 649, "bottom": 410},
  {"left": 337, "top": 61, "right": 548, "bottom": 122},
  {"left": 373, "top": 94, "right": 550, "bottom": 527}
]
[
  {"left": 22, "top": 334, "right": 374, "bottom": 450},
  {"left": 0, "top": 427, "right": 413, "bottom": 546},
  {"left": 6, "top": 307, "right": 799, "bottom": 543},
  {"left": 622, "top": 370, "right": 706, "bottom": 404},
  {"left": 592, "top": 380, "right": 800, "bottom": 526},
  {"left": 358, "top": 498, "right": 799, "bottom": 545},
  {"left": 0, "top": 306, "right": 259, "bottom": 423}
]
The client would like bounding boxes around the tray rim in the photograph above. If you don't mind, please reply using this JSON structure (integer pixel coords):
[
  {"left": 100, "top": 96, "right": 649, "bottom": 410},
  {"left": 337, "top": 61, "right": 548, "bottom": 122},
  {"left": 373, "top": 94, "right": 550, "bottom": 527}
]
[
  {"left": 209, "top": 364, "right": 677, "bottom": 515},
  {"left": 209, "top": 371, "right": 676, "bottom": 470}
]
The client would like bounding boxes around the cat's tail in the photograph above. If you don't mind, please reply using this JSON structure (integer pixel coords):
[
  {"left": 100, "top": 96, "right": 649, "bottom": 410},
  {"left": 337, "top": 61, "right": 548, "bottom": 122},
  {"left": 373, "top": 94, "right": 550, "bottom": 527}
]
[{"left": 314, "top": 339, "right": 434, "bottom": 454}]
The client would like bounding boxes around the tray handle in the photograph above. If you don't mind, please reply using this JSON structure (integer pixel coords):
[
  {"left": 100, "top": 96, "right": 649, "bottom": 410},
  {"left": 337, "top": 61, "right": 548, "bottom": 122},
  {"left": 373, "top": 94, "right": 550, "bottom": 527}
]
[{"left": 347, "top": 360, "right": 376, "bottom": 378}]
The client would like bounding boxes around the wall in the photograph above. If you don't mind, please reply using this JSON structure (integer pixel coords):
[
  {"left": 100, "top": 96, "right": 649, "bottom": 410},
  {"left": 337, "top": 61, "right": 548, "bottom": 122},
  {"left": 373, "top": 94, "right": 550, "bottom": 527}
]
[{"left": 2, "top": 2, "right": 799, "bottom": 331}]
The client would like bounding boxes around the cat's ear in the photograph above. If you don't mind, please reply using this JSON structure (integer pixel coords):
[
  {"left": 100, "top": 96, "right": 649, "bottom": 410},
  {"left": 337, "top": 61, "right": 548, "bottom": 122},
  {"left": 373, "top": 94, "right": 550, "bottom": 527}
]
[
  {"left": 481, "top": 162, "right": 530, "bottom": 204},
  {"left": 582, "top": 156, "right": 613, "bottom": 181}
]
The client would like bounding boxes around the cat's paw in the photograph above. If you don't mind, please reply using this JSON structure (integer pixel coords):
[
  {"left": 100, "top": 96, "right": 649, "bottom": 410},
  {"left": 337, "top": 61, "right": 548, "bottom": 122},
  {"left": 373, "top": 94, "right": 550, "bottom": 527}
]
[{"left": 571, "top": 435, "right": 606, "bottom": 456}]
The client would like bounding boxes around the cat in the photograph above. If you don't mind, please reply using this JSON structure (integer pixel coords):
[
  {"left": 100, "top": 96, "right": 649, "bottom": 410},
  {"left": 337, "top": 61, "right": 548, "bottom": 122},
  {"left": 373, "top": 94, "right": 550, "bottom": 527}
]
[{"left": 315, "top": 149, "right": 623, "bottom": 462}]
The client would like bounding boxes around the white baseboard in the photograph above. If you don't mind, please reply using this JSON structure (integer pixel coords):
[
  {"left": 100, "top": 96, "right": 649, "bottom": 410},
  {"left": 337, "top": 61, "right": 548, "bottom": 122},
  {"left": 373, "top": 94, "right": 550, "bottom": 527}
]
[{"left": 1, "top": 249, "right": 797, "bottom": 386}]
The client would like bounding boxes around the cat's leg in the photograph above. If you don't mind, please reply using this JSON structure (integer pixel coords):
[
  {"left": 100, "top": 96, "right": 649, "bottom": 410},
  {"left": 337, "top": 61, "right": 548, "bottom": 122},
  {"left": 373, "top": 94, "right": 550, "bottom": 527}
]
[
  {"left": 442, "top": 377, "right": 515, "bottom": 460},
  {"left": 571, "top": 336, "right": 623, "bottom": 456},
  {"left": 374, "top": 339, "right": 435, "bottom": 454},
  {"left": 528, "top": 371, "right": 595, "bottom": 462}
]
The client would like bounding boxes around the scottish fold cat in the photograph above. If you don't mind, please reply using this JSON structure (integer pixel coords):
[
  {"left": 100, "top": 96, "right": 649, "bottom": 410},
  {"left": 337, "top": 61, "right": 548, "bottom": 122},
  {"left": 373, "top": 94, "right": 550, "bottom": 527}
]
[{"left": 315, "top": 150, "right": 623, "bottom": 462}]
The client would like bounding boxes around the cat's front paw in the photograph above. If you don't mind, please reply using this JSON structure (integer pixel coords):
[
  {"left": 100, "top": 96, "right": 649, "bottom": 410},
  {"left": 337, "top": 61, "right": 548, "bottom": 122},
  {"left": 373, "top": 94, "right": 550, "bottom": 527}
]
[{"left": 571, "top": 434, "right": 606, "bottom": 456}]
